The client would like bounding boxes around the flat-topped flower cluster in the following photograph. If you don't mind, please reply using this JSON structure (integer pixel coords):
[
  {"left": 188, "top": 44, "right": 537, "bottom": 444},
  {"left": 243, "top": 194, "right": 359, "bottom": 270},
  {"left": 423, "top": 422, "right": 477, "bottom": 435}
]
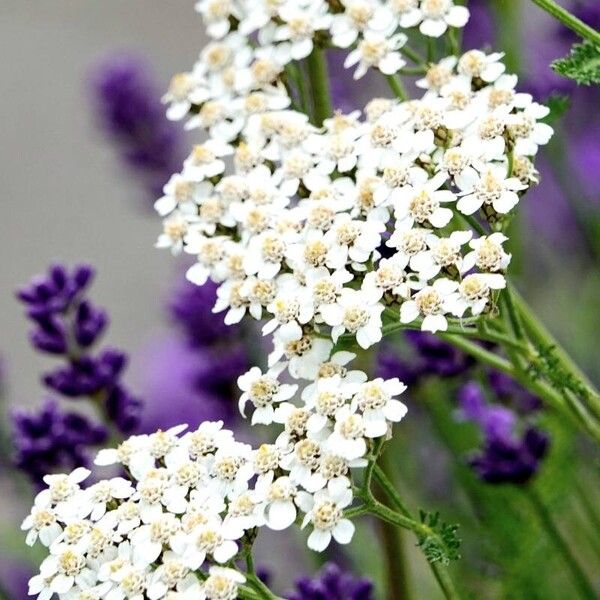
[
  {"left": 23, "top": 358, "right": 407, "bottom": 598},
  {"left": 25, "top": 1, "right": 556, "bottom": 597}
]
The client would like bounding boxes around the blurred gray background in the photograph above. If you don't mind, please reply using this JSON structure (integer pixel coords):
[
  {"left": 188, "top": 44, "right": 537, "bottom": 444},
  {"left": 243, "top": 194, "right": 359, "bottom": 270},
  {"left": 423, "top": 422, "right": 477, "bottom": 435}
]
[{"left": 0, "top": 1, "right": 204, "bottom": 407}]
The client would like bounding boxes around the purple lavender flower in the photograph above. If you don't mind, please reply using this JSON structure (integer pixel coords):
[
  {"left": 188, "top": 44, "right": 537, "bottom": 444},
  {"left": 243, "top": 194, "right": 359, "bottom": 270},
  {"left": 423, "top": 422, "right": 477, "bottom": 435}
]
[
  {"left": 457, "top": 382, "right": 549, "bottom": 485},
  {"left": 168, "top": 277, "right": 232, "bottom": 348},
  {"left": 469, "top": 427, "right": 550, "bottom": 485},
  {"left": 12, "top": 399, "right": 107, "bottom": 487},
  {"left": 134, "top": 334, "right": 238, "bottom": 434},
  {"left": 286, "top": 563, "right": 374, "bottom": 600},
  {"left": 377, "top": 332, "right": 473, "bottom": 384},
  {"left": 16, "top": 264, "right": 142, "bottom": 435},
  {"left": 461, "top": 0, "right": 496, "bottom": 50},
  {"left": 90, "top": 53, "right": 185, "bottom": 207}
]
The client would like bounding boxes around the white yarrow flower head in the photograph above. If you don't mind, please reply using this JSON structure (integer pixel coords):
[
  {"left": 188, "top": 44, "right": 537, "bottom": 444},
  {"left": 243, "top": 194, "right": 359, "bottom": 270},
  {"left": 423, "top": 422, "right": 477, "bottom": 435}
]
[
  {"left": 297, "top": 479, "right": 355, "bottom": 551},
  {"left": 400, "top": 278, "right": 459, "bottom": 332},
  {"left": 344, "top": 31, "right": 408, "bottom": 79}
]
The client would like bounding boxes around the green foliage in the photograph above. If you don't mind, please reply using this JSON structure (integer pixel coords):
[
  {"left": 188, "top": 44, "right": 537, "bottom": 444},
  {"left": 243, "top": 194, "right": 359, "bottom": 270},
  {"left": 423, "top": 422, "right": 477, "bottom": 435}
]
[
  {"left": 528, "top": 344, "right": 591, "bottom": 401},
  {"left": 417, "top": 510, "right": 461, "bottom": 565},
  {"left": 552, "top": 41, "right": 600, "bottom": 85}
]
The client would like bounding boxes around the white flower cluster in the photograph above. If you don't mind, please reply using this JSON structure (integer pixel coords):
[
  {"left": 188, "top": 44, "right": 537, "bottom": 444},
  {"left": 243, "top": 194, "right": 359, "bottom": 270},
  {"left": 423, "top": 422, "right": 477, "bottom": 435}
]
[
  {"left": 25, "top": 1, "right": 556, "bottom": 597},
  {"left": 156, "top": 39, "right": 551, "bottom": 338},
  {"left": 23, "top": 361, "right": 407, "bottom": 599}
]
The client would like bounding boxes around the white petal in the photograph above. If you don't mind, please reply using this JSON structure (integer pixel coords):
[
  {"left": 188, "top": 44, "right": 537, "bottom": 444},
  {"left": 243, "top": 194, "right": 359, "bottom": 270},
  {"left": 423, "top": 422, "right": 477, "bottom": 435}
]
[
  {"left": 267, "top": 501, "right": 296, "bottom": 531},
  {"left": 332, "top": 519, "right": 355, "bottom": 545},
  {"left": 307, "top": 528, "right": 332, "bottom": 551}
]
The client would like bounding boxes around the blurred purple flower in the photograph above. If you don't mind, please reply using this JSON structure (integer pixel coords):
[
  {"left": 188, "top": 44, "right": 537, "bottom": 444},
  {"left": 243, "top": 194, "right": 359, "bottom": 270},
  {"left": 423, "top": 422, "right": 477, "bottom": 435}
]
[
  {"left": 457, "top": 382, "right": 549, "bottom": 485},
  {"left": 12, "top": 399, "right": 107, "bottom": 487},
  {"left": 168, "top": 277, "right": 232, "bottom": 348},
  {"left": 461, "top": 0, "right": 496, "bottom": 50},
  {"left": 377, "top": 331, "right": 473, "bottom": 385},
  {"left": 286, "top": 563, "right": 374, "bottom": 600},
  {"left": 0, "top": 558, "right": 33, "bottom": 599},
  {"left": 134, "top": 334, "right": 242, "bottom": 434},
  {"left": 90, "top": 53, "right": 185, "bottom": 207}
]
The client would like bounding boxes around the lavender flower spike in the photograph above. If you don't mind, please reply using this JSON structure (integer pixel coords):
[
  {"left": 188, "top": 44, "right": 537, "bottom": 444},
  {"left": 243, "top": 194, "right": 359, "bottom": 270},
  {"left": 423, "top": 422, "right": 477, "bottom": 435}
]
[
  {"left": 90, "top": 53, "right": 185, "bottom": 207},
  {"left": 286, "top": 563, "right": 374, "bottom": 600}
]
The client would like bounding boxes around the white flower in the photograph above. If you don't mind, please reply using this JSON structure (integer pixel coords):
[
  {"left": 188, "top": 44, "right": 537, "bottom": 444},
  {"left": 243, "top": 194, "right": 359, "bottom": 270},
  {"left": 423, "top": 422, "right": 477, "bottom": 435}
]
[
  {"left": 263, "top": 277, "right": 314, "bottom": 344},
  {"left": 29, "top": 545, "right": 96, "bottom": 598},
  {"left": 154, "top": 175, "right": 212, "bottom": 217},
  {"left": 410, "top": 230, "right": 472, "bottom": 280},
  {"left": 415, "top": 0, "right": 469, "bottom": 38},
  {"left": 303, "top": 375, "right": 355, "bottom": 435},
  {"left": 195, "top": 0, "right": 239, "bottom": 39},
  {"left": 332, "top": 0, "right": 395, "bottom": 48},
  {"left": 22, "top": 503, "right": 62, "bottom": 547},
  {"left": 456, "top": 165, "right": 526, "bottom": 215},
  {"left": 351, "top": 378, "right": 408, "bottom": 437},
  {"left": 344, "top": 31, "right": 407, "bottom": 79},
  {"left": 321, "top": 288, "right": 384, "bottom": 349},
  {"left": 276, "top": 335, "right": 334, "bottom": 380},
  {"left": 507, "top": 102, "right": 553, "bottom": 156},
  {"left": 448, "top": 273, "right": 506, "bottom": 317},
  {"left": 393, "top": 172, "right": 455, "bottom": 228},
  {"left": 326, "top": 405, "right": 368, "bottom": 460},
  {"left": 400, "top": 278, "right": 459, "bottom": 333},
  {"left": 305, "top": 266, "right": 353, "bottom": 319},
  {"left": 297, "top": 479, "right": 355, "bottom": 551},
  {"left": 362, "top": 255, "right": 412, "bottom": 301},
  {"left": 83, "top": 478, "right": 135, "bottom": 522},
  {"left": 209, "top": 443, "right": 255, "bottom": 499},
  {"left": 237, "top": 364, "right": 298, "bottom": 424},
  {"left": 36, "top": 467, "right": 91, "bottom": 513},
  {"left": 200, "top": 567, "right": 246, "bottom": 600},
  {"left": 171, "top": 518, "right": 239, "bottom": 570},
  {"left": 387, "top": 0, "right": 422, "bottom": 28},
  {"left": 274, "top": 1, "right": 332, "bottom": 61},
  {"left": 255, "top": 473, "right": 299, "bottom": 530},
  {"left": 182, "top": 140, "right": 233, "bottom": 181},
  {"left": 463, "top": 232, "right": 511, "bottom": 273},
  {"left": 373, "top": 156, "right": 429, "bottom": 205},
  {"left": 155, "top": 213, "right": 190, "bottom": 255},
  {"left": 162, "top": 72, "right": 202, "bottom": 121},
  {"left": 458, "top": 50, "right": 506, "bottom": 83},
  {"left": 325, "top": 214, "right": 385, "bottom": 270},
  {"left": 244, "top": 229, "right": 289, "bottom": 279}
]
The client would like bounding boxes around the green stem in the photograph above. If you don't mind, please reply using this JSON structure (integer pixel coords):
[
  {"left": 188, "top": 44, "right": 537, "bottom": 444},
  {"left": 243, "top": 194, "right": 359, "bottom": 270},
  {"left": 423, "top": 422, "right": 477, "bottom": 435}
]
[
  {"left": 430, "top": 563, "right": 461, "bottom": 600},
  {"left": 386, "top": 74, "right": 408, "bottom": 100},
  {"left": 524, "top": 487, "right": 596, "bottom": 599},
  {"left": 510, "top": 287, "right": 600, "bottom": 420},
  {"left": 244, "top": 541, "right": 282, "bottom": 600},
  {"left": 502, "top": 287, "right": 525, "bottom": 341},
  {"left": 306, "top": 47, "right": 333, "bottom": 126},
  {"left": 376, "top": 514, "right": 412, "bottom": 600},
  {"left": 400, "top": 44, "right": 429, "bottom": 67},
  {"left": 373, "top": 465, "right": 413, "bottom": 518},
  {"left": 530, "top": 0, "right": 600, "bottom": 45},
  {"left": 373, "top": 452, "right": 412, "bottom": 600},
  {"left": 368, "top": 502, "right": 461, "bottom": 600}
]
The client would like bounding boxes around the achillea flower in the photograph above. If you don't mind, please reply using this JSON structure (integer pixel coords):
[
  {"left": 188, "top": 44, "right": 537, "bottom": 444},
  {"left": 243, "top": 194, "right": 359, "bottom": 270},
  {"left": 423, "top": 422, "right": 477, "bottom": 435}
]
[
  {"left": 286, "top": 563, "right": 374, "bottom": 600},
  {"left": 90, "top": 53, "right": 186, "bottom": 207}
]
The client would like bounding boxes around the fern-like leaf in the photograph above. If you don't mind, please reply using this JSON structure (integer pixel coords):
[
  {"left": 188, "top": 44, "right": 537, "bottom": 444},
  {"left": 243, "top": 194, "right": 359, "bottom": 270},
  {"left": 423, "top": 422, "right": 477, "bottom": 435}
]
[{"left": 552, "top": 41, "right": 600, "bottom": 85}]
